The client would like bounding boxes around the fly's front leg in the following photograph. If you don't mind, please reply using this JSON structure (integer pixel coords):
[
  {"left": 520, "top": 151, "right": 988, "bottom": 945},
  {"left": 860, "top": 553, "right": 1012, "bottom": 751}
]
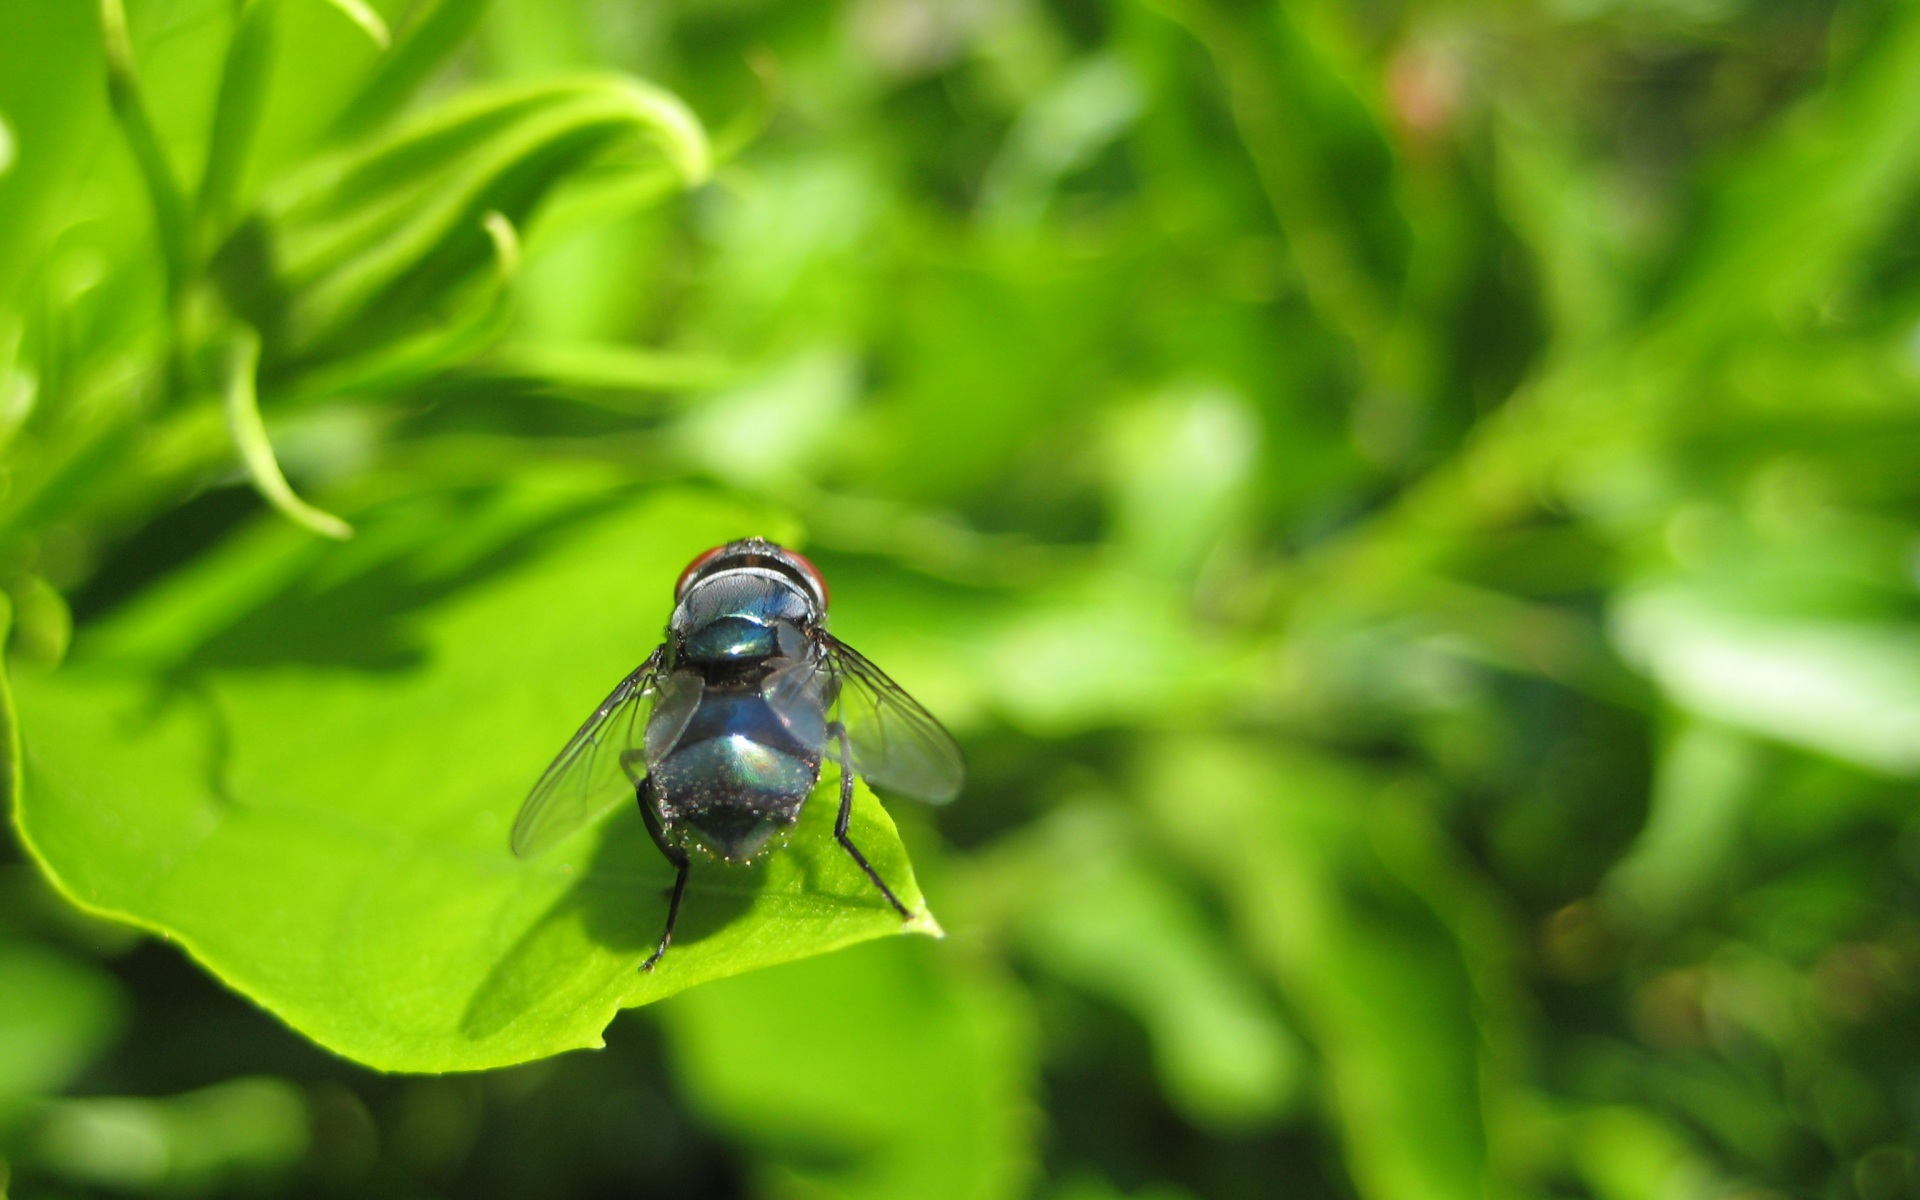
[
  {"left": 827, "top": 721, "right": 911, "bottom": 920},
  {"left": 623, "top": 750, "right": 689, "bottom": 973}
]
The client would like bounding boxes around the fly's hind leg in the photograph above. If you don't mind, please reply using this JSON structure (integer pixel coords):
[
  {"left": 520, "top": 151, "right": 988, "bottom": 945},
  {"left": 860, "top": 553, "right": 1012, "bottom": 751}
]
[
  {"left": 638, "top": 794, "right": 689, "bottom": 973},
  {"left": 622, "top": 750, "right": 688, "bottom": 973},
  {"left": 826, "top": 722, "right": 911, "bottom": 920}
]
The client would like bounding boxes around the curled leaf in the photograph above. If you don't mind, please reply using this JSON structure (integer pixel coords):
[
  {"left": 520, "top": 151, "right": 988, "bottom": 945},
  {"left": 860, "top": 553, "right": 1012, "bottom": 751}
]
[
  {"left": 215, "top": 76, "right": 711, "bottom": 380},
  {"left": 221, "top": 328, "right": 353, "bottom": 539},
  {"left": 283, "top": 209, "right": 522, "bottom": 400}
]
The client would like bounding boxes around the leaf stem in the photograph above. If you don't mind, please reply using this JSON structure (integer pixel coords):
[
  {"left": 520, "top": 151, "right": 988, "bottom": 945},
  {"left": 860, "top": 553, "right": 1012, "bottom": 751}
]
[
  {"left": 100, "top": 0, "right": 192, "bottom": 305},
  {"left": 197, "top": 0, "right": 281, "bottom": 246},
  {"left": 328, "top": 0, "right": 487, "bottom": 142}
]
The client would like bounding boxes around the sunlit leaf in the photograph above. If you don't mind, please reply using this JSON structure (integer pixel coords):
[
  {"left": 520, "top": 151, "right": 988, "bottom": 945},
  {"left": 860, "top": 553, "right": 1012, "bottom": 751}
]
[
  {"left": 12, "top": 482, "right": 936, "bottom": 1071},
  {"left": 1613, "top": 584, "right": 1920, "bottom": 775},
  {"left": 316, "top": 0, "right": 389, "bottom": 49}
]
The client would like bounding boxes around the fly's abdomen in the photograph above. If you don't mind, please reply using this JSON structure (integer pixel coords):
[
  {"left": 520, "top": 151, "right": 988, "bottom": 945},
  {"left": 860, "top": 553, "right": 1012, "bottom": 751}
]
[{"left": 652, "top": 689, "right": 821, "bottom": 861}]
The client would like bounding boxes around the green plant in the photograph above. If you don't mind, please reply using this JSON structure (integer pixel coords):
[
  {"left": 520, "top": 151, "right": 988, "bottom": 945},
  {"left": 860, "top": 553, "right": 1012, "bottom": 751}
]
[{"left": 6, "top": 0, "right": 1920, "bottom": 1197}]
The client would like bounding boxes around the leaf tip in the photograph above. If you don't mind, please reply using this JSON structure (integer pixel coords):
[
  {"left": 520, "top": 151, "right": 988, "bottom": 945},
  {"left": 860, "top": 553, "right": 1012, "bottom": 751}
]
[
  {"left": 616, "top": 80, "right": 713, "bottom": 187},
  {"left": 221, "top": 328, "right": 355, "bottom": 541},
  {"left": 319, "top": 0, "right": 391, "bottom": 49},
  {"left": 481, "top": 210, "right": 522, "bottom": 280}
]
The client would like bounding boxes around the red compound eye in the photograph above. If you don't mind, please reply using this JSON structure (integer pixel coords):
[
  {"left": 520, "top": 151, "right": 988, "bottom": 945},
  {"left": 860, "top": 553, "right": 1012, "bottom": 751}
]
[
  {"left": 786, "top": 549, "right": 829, "bottom": 609},
  {"left": 675, "top": 545, "right": 730, "bottom": 600},
  {"left": 674, "top": 541, "right": 830, "bottom": 608}
]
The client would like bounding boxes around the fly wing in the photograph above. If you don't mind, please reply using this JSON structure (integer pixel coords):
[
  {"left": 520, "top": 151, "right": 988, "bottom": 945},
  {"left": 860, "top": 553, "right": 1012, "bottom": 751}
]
[
  {"left": 821, "top": 633, "right": 965, "bottom": 804},
  {"left": 511, "top": 649, "right": 662, "bottom": 858}
]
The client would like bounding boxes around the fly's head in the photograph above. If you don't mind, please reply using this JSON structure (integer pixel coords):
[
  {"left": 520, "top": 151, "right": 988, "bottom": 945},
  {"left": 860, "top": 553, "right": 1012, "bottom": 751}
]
[
  {"left": 668, "top": 539, "right": 827, "bottom": 672},
  {"left": 674, "top": 538, "right": 828, "bottom": 611}
]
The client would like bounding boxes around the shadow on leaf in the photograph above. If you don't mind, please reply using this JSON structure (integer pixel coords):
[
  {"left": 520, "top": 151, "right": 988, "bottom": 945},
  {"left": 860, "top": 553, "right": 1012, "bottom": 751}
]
[
  {"left": 459, "top": 808, "right": 757, "bottom": 1043},
  {"left": 177, "top": 487, "right": 619, "bottom": 673}
]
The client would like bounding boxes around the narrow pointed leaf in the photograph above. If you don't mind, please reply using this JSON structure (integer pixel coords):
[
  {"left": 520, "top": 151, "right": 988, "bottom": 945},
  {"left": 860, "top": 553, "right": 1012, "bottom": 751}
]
[{"left": 222, "top": 329, "right": 353, "bottom": 539}]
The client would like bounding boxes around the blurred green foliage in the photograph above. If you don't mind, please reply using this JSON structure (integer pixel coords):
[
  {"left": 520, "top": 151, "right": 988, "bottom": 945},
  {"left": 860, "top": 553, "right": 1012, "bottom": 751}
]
[{"left": 4, "top": 0, "right": 1920, "bottom": 1197}]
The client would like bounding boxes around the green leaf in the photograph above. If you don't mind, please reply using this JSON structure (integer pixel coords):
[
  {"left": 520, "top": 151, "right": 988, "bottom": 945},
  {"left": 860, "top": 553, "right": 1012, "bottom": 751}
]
[
  {"left": 218, "top": 74, "right": 709, "bottom": 376},
  {"left": 314, "top": 0, "right": 388, "bottom": 50},
  {"left": 483, "top": 341, "right": 742, "bottom": 399},
  {"left": 0, "top": 940, "right": 124, "bottom": 1131},
  {"left": 0, "top": 109, "right": 16, "bottom": 178},
  {"left": 1143, "top": 738, "right": 1509, "bottom": 1200},
  {"left": 30, "top": 1077, "right": 309, "bottom": 1192},
  {"left": 98, "top": 0, "right": 190, "bottom": 305},
  {"left": 1142, "top": 0, "right": 1407, "bottom": 376},
  {"left": 1659, "top": 3, "right": 1920, "bottom": 340},
  {"left": 3, "top": 574, "right": 71, "bottom": 667},
  {"left": 196, "top": 0, "right": 282, "bottom": 247},
  {"left": 1492, "top": 104, "right": 1632, "bottom": 352},
  {"left": 661, "top": 937, "right": 1034, "bottom": 1200},
  {"left": 1600, "top": 721, "right": 1761, "bottom": 929},
  {"left": 971, "top": 801, "right": 1303, "bottom": 1130},
  {"left": 10, "top": 481, "right": 937, "bottom": 1072},
  {"left": 1612, "top": 583, "right": 1920, "bottom": 776},
  {"left": 277, "top": 209, "right": 523, "bottom": 403},
  {"left": 326, "top": 0, "right": 488, "bottom": 142},
  {"left": 221, "top": 328, "right": 354, "bottom": 539},
  {"left": 1569, "top": 1107, "right": 1719, "bottom": 1200}
]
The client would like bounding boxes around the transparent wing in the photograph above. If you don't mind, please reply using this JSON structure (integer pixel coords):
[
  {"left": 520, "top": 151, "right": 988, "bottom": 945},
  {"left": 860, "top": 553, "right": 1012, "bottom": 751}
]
[
  {"left": 821, "top": 634, "right": 965, "bottom": 804},
  {"left": 511, "top": 650, "right": 662, "bottom": 857}
]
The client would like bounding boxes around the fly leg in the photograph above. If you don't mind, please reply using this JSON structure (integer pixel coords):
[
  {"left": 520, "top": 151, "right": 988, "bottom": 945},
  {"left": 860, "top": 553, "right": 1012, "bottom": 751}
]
[
  {"left": 623, "top": 751, "right": 688, "bottom": 973},
  {"left": 827, "top": 721, "right": 911, "bottom": 920},
  {"left": 638, "top": 795, "right": 689, "bottom": 973}
]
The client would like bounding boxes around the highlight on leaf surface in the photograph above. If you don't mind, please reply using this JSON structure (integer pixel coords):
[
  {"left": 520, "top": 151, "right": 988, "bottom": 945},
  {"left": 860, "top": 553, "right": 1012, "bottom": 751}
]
[{"left": 318, "top": 0, "right": 390, "bottom": 48}]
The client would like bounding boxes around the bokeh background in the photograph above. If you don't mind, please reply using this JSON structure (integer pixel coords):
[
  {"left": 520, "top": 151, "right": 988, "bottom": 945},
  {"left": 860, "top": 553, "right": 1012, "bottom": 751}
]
[{"left": 6, "top": 0, "right": 1920, "bottom": 1196}]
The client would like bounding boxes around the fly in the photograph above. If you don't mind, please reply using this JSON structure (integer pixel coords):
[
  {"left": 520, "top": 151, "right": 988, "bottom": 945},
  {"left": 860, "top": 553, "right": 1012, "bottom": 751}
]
[{"left": 510, "top": 538, "right": 965, "bottom": 971}]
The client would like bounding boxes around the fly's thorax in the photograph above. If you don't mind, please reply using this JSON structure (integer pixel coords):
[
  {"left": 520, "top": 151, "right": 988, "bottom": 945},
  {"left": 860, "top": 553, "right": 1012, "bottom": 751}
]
[{"left": 643, "top": 659, "right": 829, "bottom": 767}]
